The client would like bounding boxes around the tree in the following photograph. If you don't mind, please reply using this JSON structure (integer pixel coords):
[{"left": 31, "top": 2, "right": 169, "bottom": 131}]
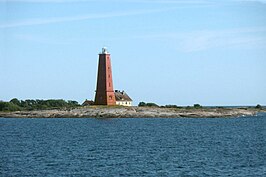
[
  {"left": 138, "top": 102, "right": 159, "bottom": 107},
  {"left": 1, "top": 99, "right": 80, "bottom": 111},
  {"left": 138, "top": 102, "right": 146, "bottom": 107},
  {"left": 0, "top": 102, "right": 21, "bottom": 111},
  {"left": 255, "top": 104, "right": 262, "bottom": 109},
  {"left": 193, "top": 104, "right": 202, "bottom": 109},
  {"left": 10, "top": 98, "right": 20, "bottom": 106},
  {"left": 146, "top": 103, "right": 159, "bottom": 107},
  {"left": 165, "top": 105, "right": 181, "bottom": 108},
  {"left": 68, "top": 100, "right": 79, "bottom": 107}
]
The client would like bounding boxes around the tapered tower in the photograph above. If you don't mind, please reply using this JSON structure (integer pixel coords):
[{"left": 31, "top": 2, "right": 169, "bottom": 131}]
[{"left": 94, "top": 47, "right": 116, "bottom": 105}]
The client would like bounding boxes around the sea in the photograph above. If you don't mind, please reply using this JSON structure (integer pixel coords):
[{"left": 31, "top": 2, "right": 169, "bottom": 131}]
[{"left": 1, "top": 113, "right": 266, "bottom": 176}]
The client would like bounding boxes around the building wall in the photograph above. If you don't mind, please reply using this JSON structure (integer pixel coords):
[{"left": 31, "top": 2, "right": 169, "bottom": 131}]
[
  {"left": 116, "top": 101, "right": 132, "bottom": 106},
  {"left": 94, "top": 53, "right": 116, "bottom": 105}
]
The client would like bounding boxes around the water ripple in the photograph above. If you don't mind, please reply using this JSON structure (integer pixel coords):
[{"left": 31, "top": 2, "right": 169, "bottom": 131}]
[{"left": 1, "top": 115, "right": 266, "bottom": 176}]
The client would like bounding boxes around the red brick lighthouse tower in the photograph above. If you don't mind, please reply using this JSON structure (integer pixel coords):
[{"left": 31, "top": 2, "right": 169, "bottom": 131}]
[{"left": 94, "top": 47, "right": 116, "bottom": 105}]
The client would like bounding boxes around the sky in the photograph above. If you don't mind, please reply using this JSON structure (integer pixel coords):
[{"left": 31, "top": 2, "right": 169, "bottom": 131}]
[{"left": 0, "top": 0, "right": 265, "bottom": 106}]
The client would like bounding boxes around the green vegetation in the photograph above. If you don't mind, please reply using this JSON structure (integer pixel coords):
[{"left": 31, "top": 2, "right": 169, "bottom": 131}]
[
  {"left": 0, "top": 102, "right": 22, "bottom": 112},
  {"left": 138, "top": 102, "right": 204, "bottom": 109},
  {"left": 255, "top": 104, "right": 262, "bottom": 109},
  {"left": 0, "top": 98, "right": 80, "bottom": 112},
  {"left": 138, "top": 102, "right": 159, "bottom": 107},
  {"left": 184, "top": 104, "right": 203, "bottom": 109},
  {"left": 193, "top": 104, "right": 202, "bottom": 109},
  {"left": 164, "top": 105, "right": 182, "bottom": 108}
]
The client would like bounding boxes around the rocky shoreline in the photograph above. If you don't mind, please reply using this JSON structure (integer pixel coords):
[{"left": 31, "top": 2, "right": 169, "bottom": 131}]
[{"left": 0, "top": 106, "right": 263, "bottom": 118}]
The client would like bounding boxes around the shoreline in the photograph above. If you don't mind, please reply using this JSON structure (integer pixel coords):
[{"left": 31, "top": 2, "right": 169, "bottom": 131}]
[{"left": 0, "top": 106, "right": 264, "bottom": 118}]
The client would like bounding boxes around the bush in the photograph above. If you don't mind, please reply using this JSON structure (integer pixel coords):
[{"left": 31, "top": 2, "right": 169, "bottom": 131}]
[
  {"left": 10, "top": 98, "right": 21, "bottom": 106},
  {"left": 0, "top": 99, "right": 81, "bottom": 111},
  {"left": 0, "top": 102, "right": 21, "bottom": 111},
  {"left": 193, "top": 104, "right": 202, "bottom": 109},
  {"left": 68, "top": 100, "right": 79, "bottom": 107},
  {"left": 255, "top": 104, "right": 262, "bottom": 109},
  {"left": 146, "top": 103, "right": 159, "bottom": 107},
  {"left": 165, "top": 105, "right": 177, "bottom": 108},
  {"left": 138, "top": 102, "right": 159, "bottom": 107},
  {"left": 165, "top": 105, "right": 182, "bottom": 108},
  {"left": 138, "top": 102, "right": 146, "bottom": 107}
]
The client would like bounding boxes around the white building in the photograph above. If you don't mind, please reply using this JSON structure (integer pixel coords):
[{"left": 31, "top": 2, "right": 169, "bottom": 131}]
[{"left": 114, "top": 90, "right": 133, "bottom": 106}]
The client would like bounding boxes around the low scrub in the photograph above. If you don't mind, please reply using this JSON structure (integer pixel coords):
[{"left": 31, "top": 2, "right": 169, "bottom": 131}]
[
  {"left": 0, "top": 102, "right": 22, "bottom": 111},
  {"left": 0, "top": 98, "right": 80, "bottom": 112},
  {"left": 255, "top": 104, "right": 262, "bottom": 109},
  {"left": 193, "top": 104, "right": 202, "bottom": 109},
  {"left": 138, "top": 102, "right": 159, "bottom": 107},
  {"left": 164, "top": 105, "right": 182, "bottom": 108}
]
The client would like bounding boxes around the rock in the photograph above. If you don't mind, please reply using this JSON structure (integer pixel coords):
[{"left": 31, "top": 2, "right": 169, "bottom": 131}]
[{"left": 0, "top": 106, "right": 261, "bottom": 118}]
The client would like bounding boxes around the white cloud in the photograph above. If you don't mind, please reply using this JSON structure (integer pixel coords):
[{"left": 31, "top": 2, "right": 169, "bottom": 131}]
[
  {"left": 0, "top": 0, "right": 265, "bottom": 6},
  {"left": 235, "top": 0, "right": 266, "bottom": 4},
  {"left": 0, "top": 8, "right": 175, "bottom": 28},
  {"left": 1, "top": 0, "right": 266, "bottom": 4},
  {"left": 15, "top": 34, "right": 73, "bottom": 45},
  {"left": 0, "top": 0, "right": 210, "bottom": 3},
  {"left": 108, "top": 27, "right": 266, "bottom": 52},
  {"left": 0, "top": 0, "right": 81, "bottom": 2},
  {"left": 179, "top": 27, "right": 266, "bottom": 52},
  {"left": 12, "top": 26, "right": 266, "bottom": 52}
]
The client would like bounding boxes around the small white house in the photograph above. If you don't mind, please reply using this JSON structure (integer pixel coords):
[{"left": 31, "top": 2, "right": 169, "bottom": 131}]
[{"left": 114, "top": 90, "right": 133, "bottom": 106}]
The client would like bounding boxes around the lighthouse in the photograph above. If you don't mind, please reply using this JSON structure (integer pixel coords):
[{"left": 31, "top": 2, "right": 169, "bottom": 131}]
[{"left": 94, "top": 47, "right": 116, "bottom": 105}]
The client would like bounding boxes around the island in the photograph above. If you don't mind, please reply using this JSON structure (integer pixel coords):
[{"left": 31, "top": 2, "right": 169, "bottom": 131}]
[
  {"left": 1, "top": 99, "right": 265, "bottom": 118},
  {"left": 0, "top": 106, "right": 265, "bottom": 118}
]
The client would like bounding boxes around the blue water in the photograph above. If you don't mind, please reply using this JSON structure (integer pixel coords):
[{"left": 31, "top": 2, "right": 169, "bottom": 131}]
[{"left": 1, "top": 114, "right": 266, "bottom": 176}]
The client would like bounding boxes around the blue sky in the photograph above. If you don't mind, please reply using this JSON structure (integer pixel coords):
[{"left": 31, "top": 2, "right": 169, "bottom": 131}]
[{"left": 0, "top": 0, "right": 265, "bottom": 106}]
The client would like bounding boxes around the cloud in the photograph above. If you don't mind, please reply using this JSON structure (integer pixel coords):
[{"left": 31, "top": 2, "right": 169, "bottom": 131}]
[
  {"left": 1, "top": 0, "right": 266, "bottom": 6},
  {"left": 179, "top": 27, "right": 266, "bottom": 52},
  {"left": 15, "top": 34, "right": 73, "bottom": 45},
  {"left": 107, "top": 27, "right": 266, "bottom": 52},
  {"left": 235, "top": 0, "right": 266, "bottom": 4},
  {"left": 0, "top": 8, "right": 175, "bottom": 28},
  {"left": 12, "top": 26, "right": 266, "bottom": 53},
  {"left": 1, "top": 0, "right": 266, "bottom": 4},
  {"left": 0, "top": 0, "right": 210, "bottom": 3},
  {"left": 0, "top": 0, "right": 83, "bottom": 2}
]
